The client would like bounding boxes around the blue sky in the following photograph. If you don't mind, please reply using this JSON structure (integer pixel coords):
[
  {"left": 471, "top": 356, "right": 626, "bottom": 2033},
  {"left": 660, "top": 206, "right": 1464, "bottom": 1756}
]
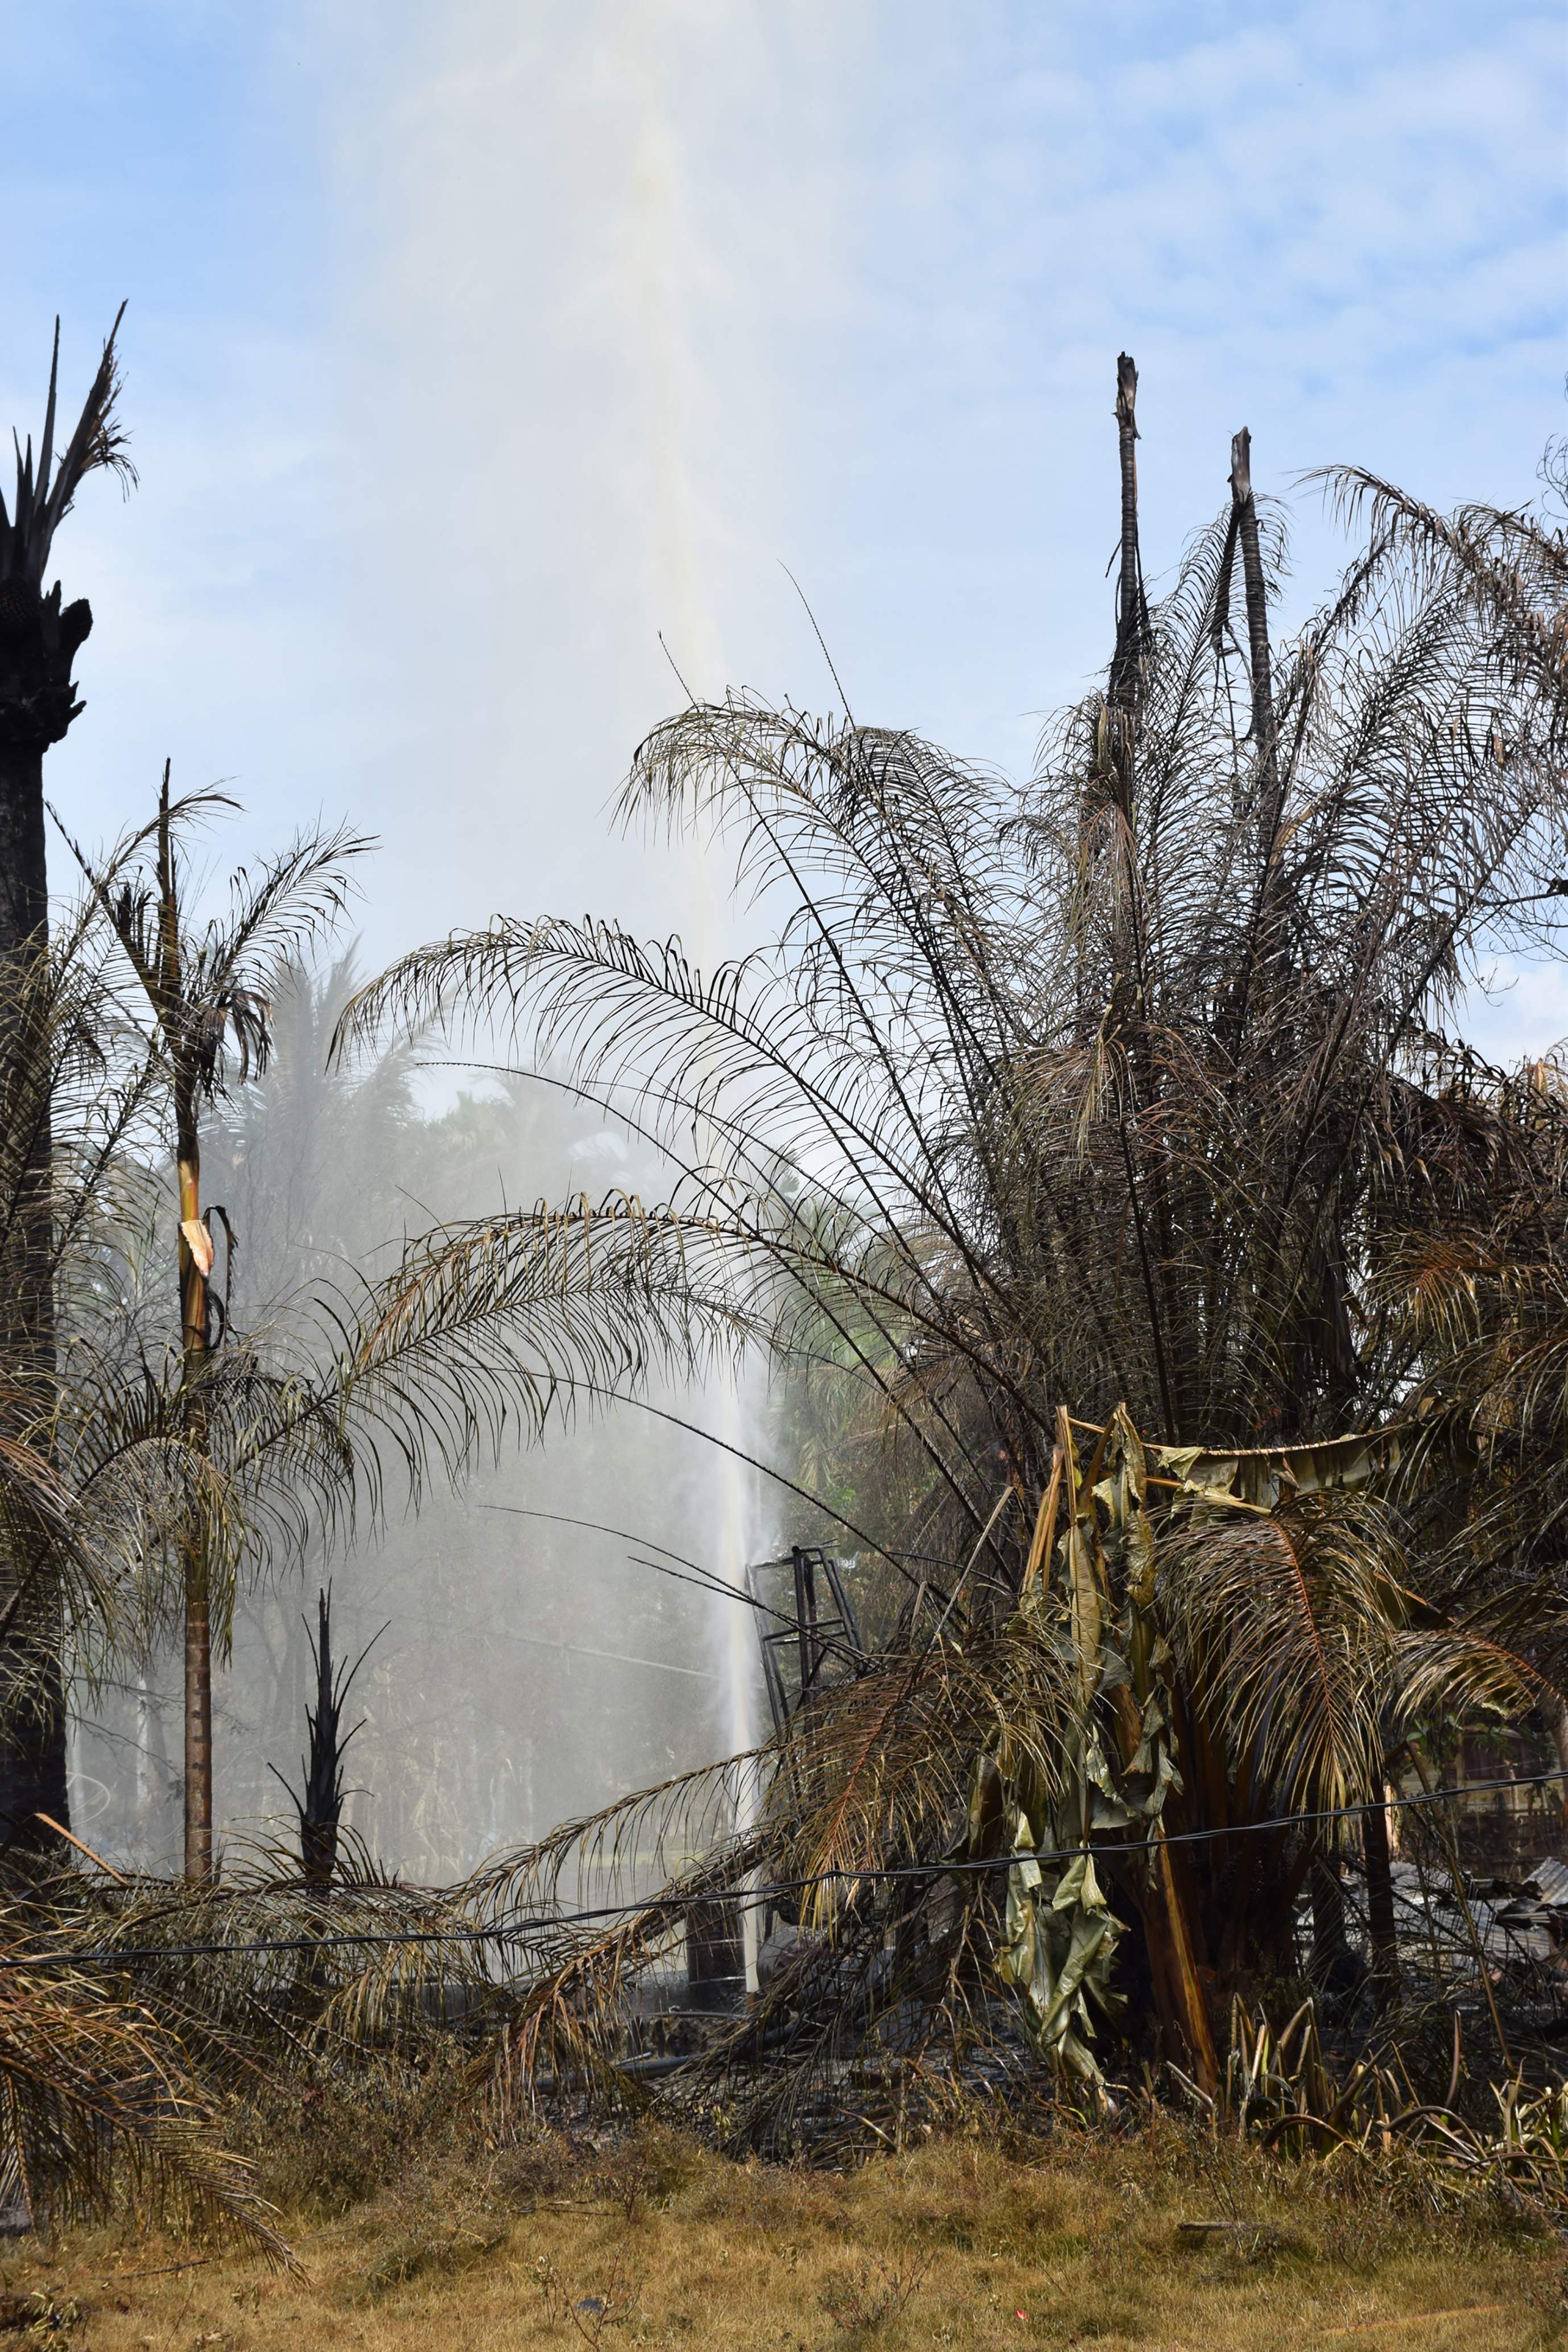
[{"left": 2, "top": 0, "right": 1565, "bottom": 1039}]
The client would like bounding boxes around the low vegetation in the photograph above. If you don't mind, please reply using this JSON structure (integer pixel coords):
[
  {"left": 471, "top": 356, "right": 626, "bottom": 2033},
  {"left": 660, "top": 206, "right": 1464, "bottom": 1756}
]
[{"left": 7, "top": 2121, "right": 1566, "bottom": 2348}]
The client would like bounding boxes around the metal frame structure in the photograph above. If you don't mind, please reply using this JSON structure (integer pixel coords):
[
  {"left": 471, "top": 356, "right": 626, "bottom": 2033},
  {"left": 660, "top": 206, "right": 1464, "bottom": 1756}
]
[{"left": 745, "top": 1545, "right": 868, "bottom": 1738}]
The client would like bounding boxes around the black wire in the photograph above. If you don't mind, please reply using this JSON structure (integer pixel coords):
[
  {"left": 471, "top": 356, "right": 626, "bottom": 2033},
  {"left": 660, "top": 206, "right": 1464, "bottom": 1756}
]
[{"left": 3, "top": 1766, "right": 1561, "bottom": 1973}]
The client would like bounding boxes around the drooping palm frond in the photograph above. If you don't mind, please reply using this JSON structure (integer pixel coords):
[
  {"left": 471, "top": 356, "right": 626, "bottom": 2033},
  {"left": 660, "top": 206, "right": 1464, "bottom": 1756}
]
[
  {"left": 49, "top": 1336, "right": 354, "bottom": 1680},
  {"left": 1309, "top": 463, "right": 1568, "bottom": 745},
  {"left": 1368, "top": 1063, "right": 1568, "bottom": 1676},
  {"left": 0, "top": 1911, "right": 287, "bottom": 2258},
  {"left": 1157, "top": 1482, "right": 1421, "bottom": 1814},
  {"left": 60, "top": 1842, "right": 487, "bottom": 2061},
  {"left": 322, "top": 1191, "right": 759, "bottom": 1508}
]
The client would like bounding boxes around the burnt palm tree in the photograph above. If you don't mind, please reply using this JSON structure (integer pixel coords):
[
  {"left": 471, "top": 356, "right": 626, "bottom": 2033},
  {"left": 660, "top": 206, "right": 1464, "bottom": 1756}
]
[
  {"left": 269, "top": 1586, "right": 381, "bottom": 1888},
  {"left": 337, "top": 358, "right": 1568, "bottom": 2099},
  {"left": 0, "top": 310, "right": 130, "bottom": 1848}
]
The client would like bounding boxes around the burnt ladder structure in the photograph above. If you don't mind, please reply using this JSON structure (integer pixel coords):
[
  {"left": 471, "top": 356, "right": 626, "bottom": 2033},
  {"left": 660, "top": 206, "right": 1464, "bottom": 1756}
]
[
  {"left": 746, "top": 1545, "right": 868, "bottom": 1739},
  {"left": 685, "top": 1549, "right": 870, "bottom": 2000}
]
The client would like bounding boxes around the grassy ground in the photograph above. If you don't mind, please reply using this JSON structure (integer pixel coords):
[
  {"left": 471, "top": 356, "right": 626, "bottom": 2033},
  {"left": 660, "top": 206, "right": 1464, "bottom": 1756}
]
[{"left": 8, "top": 2120, "right": 1567, "bottom": 2351}]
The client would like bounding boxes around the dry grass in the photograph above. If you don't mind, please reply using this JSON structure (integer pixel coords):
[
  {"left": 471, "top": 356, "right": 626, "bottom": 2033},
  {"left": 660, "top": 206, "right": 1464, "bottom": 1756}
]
[{"left": 7, "top": 2118, "right": 1567, "bottom": 2350}]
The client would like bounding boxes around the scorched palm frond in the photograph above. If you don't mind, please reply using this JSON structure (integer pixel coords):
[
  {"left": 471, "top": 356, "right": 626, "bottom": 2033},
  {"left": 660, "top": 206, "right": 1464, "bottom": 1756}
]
[{"left": 339, "top": 361, "right": 1568, "bottom": 2098}]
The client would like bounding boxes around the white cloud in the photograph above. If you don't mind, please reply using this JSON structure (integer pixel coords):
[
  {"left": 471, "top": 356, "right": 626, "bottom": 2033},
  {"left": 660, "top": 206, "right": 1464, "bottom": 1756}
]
[{"left": 6, "top": 0, "right": 1562, "bottom": 955}]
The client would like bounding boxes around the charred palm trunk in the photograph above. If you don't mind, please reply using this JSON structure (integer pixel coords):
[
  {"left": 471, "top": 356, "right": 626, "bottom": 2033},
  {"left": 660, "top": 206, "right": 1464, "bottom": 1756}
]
[
  {"left": 1310, "top": 1847, "right": 1351, "bottom": 1984},
  {"left": 124, "top": 760, "right": 222, "bottom": 1884},
  {"left": 1223, "top": 422, "right": 1291, "bottom": 1064},
  {"left": 1227, "top": 427, "right": 1280, "bottom": 848},
  {"left": 1107, "top": 353, "right": 1149, "bottom": 726},
  {"left": 1099, "top": 358, "right": 1182, "bottom": 1440},
  {"left": 1220, "top": 426, "right": 1340, "bottom": 1439},
  {"left": 0, "top": 606, "right": 92, "bottom": 1852},
  {"left": 1362, "top": 1787, "right": 1401, "bottom": 2008},
  {"left": 0, "top": 315, "right": 127, "bottom": 1858}
]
